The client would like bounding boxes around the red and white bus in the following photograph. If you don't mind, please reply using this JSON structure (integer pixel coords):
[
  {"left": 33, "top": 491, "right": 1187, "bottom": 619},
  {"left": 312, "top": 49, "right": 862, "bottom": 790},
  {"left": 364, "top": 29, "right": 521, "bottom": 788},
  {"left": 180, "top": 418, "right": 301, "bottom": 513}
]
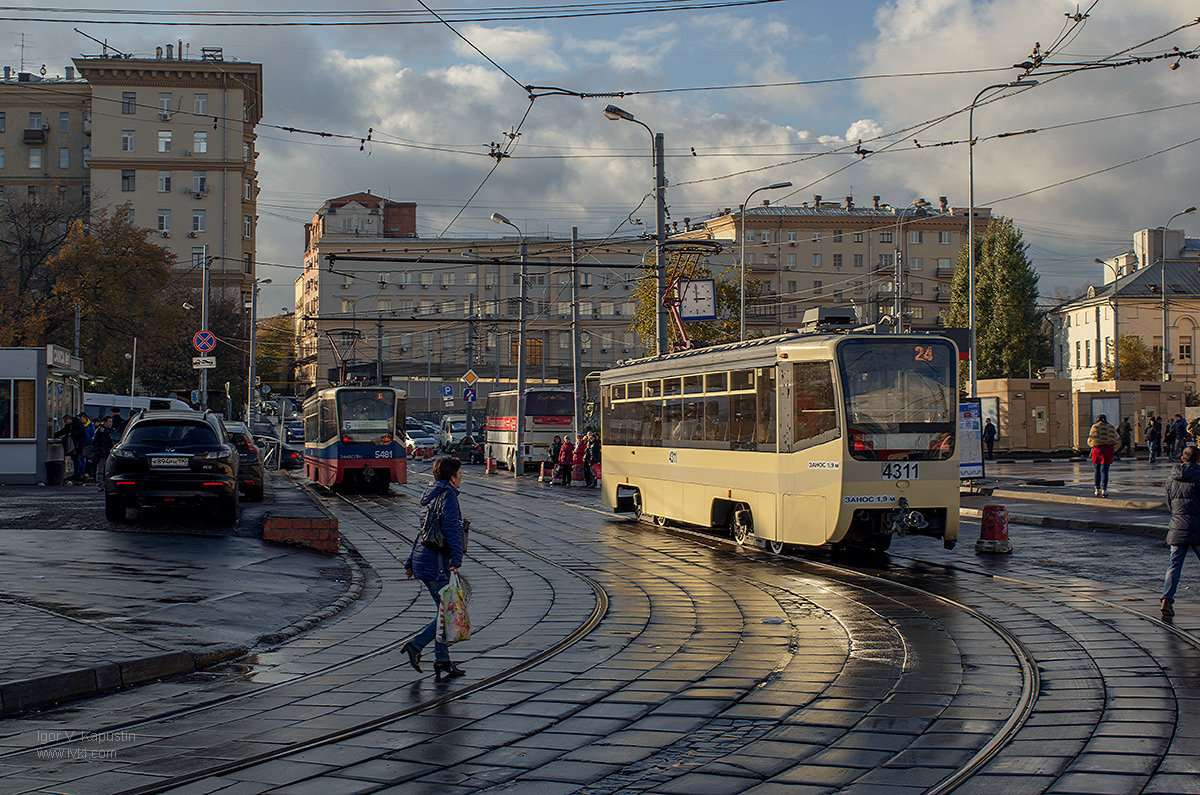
[{"left": 485, "top": 387, "right": 575, "bottom": 471}]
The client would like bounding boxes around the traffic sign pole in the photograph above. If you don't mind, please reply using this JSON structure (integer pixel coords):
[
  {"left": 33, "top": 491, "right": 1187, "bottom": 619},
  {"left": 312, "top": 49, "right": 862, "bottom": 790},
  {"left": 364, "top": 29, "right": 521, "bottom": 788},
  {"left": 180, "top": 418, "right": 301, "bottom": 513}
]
[{"left": 199, "top": 246, "right": 209, "bottom": 410}]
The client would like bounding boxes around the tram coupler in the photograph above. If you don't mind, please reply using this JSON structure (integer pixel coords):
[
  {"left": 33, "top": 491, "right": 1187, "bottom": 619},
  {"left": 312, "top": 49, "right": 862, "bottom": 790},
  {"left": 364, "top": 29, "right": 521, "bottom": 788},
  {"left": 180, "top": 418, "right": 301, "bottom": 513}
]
[{"left": 886, "top": 497, "right": 928, "bottom": 537}]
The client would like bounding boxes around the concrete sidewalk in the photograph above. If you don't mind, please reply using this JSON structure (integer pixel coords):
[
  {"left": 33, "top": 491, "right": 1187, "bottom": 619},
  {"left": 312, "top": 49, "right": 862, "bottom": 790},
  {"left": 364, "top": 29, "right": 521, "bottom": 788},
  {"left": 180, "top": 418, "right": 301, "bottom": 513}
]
[{"left": 0, "top": 471, "right": 358, "bottom": 717}]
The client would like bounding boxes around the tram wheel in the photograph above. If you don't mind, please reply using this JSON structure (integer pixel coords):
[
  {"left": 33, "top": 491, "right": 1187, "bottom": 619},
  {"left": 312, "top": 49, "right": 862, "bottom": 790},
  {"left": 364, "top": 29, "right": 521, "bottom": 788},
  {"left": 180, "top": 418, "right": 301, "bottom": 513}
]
[
  {"left": 731, "top": 507, "right": 752, "bottom": 546},
  {"left": 768, "top": 539, "right": 786, "bottom": 555}
]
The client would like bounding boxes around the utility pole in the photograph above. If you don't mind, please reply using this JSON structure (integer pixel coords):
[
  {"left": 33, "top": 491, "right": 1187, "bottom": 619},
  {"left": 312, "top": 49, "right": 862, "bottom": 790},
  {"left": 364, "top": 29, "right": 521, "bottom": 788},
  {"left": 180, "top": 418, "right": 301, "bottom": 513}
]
[
  {"left": 73, "top": 304, "right": 81, "bottom": 359},
  {"left": 515, "top": 236, "right": 528, "bottom": 477},
  {"left": 571, "top": 227, "right": 582, "bottom": 438},
  {"left": 376, "top": 311, "right": 384, "bottom": 385},
  {"left": 653, "top": 132, "right": 668, "bottom": 357},
  {"left": 200, "top": 245, "right": 210, "bottom": 410},
  {"left": 247, "top": 284, "right": 258, "bottom": 423},
  {"left": 466, "top": 294, "right": 474, "bottom": 441}
]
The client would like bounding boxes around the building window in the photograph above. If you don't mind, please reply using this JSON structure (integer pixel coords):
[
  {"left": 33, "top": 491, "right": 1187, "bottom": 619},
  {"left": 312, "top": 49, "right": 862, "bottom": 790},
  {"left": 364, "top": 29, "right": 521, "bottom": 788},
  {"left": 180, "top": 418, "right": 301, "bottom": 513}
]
[
  {"left": 812, "top": 253, "right": 822, "bottom": 268},
  {"left": 158, "top": 131, "right": 172, "bottom": 152},
  {"left": 879, "top": 254, "right": 893, "bottom": 269},
  {"left": 937, "top": 258, "right": 953, "bottom": 272},
  {"left": 157, "top": 209, "right": 171, "bottom": 234},
  {"left": 908, "top": 230, "right": 922, "bottom": 244},
  {"left": 814, "top": 280, "right": 823, "bottom": 295},
  {"left": 421, "top": 272, "right": 433, "bottom": 287},
  {"left": 193, "top": 171, "right": 207, "bottom": 194},
  {"left": 244, "top": 215, "right": 252, "bottom": 238},
  {"left": 910, "top": 257, "right": 923, "bottom": 271},
  {"left": 82, "top": 147, "right": 89, "bottom": 167},
  {"left": 28, "top": 148, "right": 42, "bottom": 169},
  {"left": 58, "top": 147, "right": 69, "bottom": 169},
  {"left": 158, "top": 171, "right": 171, "bottom": 192},
  {"left": 0, "top": 148, "right": 5, "bottom": 169},
  {"left": 910, "top": 282, "right": 923, "bottom": 296},
  {"left": 125, "top": 208, "right": 135, "bottom": 224},
  {"left": 466, "top": 271, "right": 477, "bottom": 286},
  {"left": 911, "top": 307, "right": 924, "bottom": 319},
  {"left": 747, "top": 254, "right": 756, "bottom": 266},
  {"left": 854, "top": 231, "right": 864, "bottom": 243},
  {"left": 28, "top": 112, "right": 42, "bottom": 130},
  {"left": 244, "top": 178, "right": 252, "bottom": 200},
  {"left": 243, "top": 253, "right": 252, "bottom": 274},
  {"left": 812, "top": 230, "right": 821, "bottom": 242},
  {"left": 833, "top": 230, "right": 843, "bottom": 243},
  {"left": 194, "top": 131, "right": 207, "bottom": 153},
  {"left": 121, "top": 92, "right": 136, "bottom": 114},
  {"left": 59, "top": 112, "right": 69, "bottom": 133},
  {"left": 833, "top": 253, "right": 843, "bottom": 268},
  {"left": 0, "top": 112, "right": 5, "bottom": 132},
  {"left": 158, "top": 93, "right": 173, "bottom": 117},
  {"left": 194, "top": 93, "right": 208, "bottom": 115},
  {"left": 81, "top": 186, "right": 89, "bottom": 206},
  {"left": 854, "top": 254, "right": 863, "bottom": 268},
  {"left": 442, "top": 273, "right": 455, "bottom": 287},
  {"left": 1075, "top": 341, "right": 1081, "bottom": 368},
  {"left": 1181, "top": 337, "right": 1193, "bottom": 364},
  {"left": 27, "top": 185, "right": 36, "bottom": 202},
  {"left": 243, "top": 142, "right": 251, "bottom": 161},
  {"left": 879, "top": 231, "right": 893, "bottom": 243},
  {"left": 192, "top": 210, "right": 206, "bottom": 232},
  {"left": 0, "top": 379, "right": 37, "bottom": 439},
  {"left": 762, "top": 230, "right": 771, "bottom": 244},
  {"left": 121, "top": 130, "right": 135, "bottom": 151},
  {"left": 787, "top": 253, "right": 796, "bottom": 268},
  {"left": 939, "top": 231, "right": 952, "bottom": 244},
  {"left": 786, "top": 230, "right": 796, "bottom": 242},
  {"left": 1085, "top": 340, "right": 1091, "bottom": 368},
  {"left": 745, "top": 230, "right": 756, "bottom": 243},
  {"left": 787, "top": 280, "right": 797, "bottom": 293}
]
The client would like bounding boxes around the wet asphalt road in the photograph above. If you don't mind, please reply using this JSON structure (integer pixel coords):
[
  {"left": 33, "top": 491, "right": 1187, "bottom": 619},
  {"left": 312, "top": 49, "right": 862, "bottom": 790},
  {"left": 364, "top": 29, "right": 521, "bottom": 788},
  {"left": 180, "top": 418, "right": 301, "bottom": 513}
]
[{"left": 0, "top": 461, "right": 1194, "bottom": 793}]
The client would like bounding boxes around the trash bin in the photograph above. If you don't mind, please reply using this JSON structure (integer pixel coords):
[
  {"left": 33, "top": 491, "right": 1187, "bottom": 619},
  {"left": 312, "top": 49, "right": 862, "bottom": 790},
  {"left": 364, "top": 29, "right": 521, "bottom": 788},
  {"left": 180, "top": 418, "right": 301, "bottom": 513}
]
[{"left": 45, "top": 440, "right": 66, "bottom": 485}]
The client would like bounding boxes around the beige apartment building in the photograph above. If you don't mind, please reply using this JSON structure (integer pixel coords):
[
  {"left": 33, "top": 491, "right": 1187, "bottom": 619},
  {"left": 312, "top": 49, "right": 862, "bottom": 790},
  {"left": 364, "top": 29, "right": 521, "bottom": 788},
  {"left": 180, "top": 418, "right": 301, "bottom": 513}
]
[
  {"left": 676, "top": 194, "right": 988, "bottom": 331},
  {"left": 0, "top": 47, "right": 262, "bottom": 296},
  {"left": 296, "top": 193, "right": 650, "bottom": 397}
]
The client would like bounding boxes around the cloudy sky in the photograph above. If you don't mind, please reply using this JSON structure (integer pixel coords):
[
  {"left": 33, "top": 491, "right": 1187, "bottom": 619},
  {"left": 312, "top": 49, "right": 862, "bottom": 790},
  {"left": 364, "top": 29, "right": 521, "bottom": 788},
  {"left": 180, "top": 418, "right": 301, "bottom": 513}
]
[{"left": 7, "top": 0, "right": 1199, "bottom": 312}]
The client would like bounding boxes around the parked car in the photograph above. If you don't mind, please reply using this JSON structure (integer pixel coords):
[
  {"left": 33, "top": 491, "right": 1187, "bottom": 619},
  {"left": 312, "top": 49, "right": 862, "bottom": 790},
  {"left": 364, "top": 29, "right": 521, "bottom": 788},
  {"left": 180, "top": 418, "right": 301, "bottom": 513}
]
[
  {"left": 447, "top": 433, "right": 485, "bottom": 464},
  {"left": 405, "top": 431, "right": 439, "bottom": 460},
  {"left": 284, "top": 421, "right": 305, "bottom": 444},
  {"left": 104, "top": 409, "right": 239, "bottom": 523},
  {"left": 223, "top": 421, "right": 265, "bottom": 501}
]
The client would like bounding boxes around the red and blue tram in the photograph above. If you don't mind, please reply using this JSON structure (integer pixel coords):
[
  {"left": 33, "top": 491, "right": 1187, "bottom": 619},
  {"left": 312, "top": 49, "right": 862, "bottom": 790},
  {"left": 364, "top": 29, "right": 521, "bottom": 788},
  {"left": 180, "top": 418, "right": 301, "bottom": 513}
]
[{"left": 303, "top": 387, "right": 407, "bottom": 491}]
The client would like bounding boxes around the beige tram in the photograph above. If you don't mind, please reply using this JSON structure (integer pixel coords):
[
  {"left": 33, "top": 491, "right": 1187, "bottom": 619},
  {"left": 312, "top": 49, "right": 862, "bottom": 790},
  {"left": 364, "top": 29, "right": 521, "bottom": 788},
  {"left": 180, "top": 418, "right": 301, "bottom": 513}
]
[{"left": 600, "top": 331, "right": 960, "bottom": 552}]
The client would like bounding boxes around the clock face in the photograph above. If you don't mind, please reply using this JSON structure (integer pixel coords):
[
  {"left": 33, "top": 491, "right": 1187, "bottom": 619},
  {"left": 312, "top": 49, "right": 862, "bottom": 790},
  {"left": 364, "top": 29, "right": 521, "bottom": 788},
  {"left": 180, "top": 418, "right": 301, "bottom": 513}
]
[{"left": 679, "top": 279, "right": 718, "bottom": 321}]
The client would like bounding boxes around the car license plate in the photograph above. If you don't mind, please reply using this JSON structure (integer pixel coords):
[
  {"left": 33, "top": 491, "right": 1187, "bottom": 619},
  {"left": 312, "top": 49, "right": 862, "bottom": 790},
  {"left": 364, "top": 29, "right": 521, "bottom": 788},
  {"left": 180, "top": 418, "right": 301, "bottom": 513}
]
[
  {"left": 881, "top": 462, "right": 919, "bottom": 480},
  {"left": 150, "top": 456, "right": 189, "bottom": 469}
]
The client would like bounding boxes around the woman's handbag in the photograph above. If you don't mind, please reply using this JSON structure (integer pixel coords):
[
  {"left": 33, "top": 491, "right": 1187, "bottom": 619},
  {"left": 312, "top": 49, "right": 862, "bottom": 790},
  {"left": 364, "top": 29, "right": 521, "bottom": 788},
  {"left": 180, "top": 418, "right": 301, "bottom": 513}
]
[
  {"left": 416, "top": 494, "right": 448, "bottom": 553},
  {"left": 438, "top": 572, "right": 471, "bottom": 643}
]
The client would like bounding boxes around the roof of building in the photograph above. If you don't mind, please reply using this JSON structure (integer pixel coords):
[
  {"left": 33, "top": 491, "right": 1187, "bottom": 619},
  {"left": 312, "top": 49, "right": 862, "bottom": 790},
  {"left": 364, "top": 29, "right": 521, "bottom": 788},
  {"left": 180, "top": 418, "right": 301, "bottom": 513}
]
[
  {"left": 1056, "top": 258, "right": 1200, "bottom": 311},
  {"left": 700, "top": 204, "right": 979, "bottom": 222},
  {"left": 325, "top": 192, "right": 390, "bottom": 209}
]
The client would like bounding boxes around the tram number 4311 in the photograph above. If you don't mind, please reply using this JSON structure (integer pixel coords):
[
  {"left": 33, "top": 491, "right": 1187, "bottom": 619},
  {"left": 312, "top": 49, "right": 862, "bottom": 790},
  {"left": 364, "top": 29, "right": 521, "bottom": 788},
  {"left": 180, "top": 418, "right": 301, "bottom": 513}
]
[{"left": 881, "top": 462, "right": 919, "bottom": 480}]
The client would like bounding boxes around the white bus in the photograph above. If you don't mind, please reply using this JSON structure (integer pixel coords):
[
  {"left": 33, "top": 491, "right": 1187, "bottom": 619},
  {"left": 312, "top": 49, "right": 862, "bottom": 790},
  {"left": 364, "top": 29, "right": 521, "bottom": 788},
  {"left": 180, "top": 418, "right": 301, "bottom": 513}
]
[
  {"left": 484, "top": 387, "right": 575, "bottom": 471},
  {"left": 600, "top": 331, "right": 960, "bottom": 553},
  {"left": 84, "top": 392, "right": 191, "bottom": 422}
]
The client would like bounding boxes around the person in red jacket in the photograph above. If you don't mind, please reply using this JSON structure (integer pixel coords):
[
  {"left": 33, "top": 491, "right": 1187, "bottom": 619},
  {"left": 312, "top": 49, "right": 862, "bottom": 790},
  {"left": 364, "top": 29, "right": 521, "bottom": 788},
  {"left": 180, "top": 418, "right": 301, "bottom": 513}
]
[
  {"left": 557, "top": 436, "right": 575, "bottom": 487},
  {"left": 572, "top": 434, "right": 587, "bottom": 484}
]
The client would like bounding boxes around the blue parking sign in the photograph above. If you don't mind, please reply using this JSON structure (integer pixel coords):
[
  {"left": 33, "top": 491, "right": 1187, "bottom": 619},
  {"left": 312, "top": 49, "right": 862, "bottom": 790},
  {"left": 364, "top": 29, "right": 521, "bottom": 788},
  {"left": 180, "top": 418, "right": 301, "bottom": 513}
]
[
  {"left": 464, "top": 388, "right": 477, "bottom": 403},
  {"left": 441, "top": 385, "right": 453, "bottom": 397}
]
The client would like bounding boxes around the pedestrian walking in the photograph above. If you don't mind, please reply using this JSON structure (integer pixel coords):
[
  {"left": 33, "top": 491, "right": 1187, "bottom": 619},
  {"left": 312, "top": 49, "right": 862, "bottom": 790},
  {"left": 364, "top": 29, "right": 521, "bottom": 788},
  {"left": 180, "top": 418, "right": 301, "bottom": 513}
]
[
  {"left": 1172, "top": 414, "right": 1188, "bottom": 457},
  {"left": 1116, "top": 417, "right": 1133, "bottom": 459},
  {"left": 401, "top": 456, "right": 468, "bottom": 682},
  {"left": 584, "top": 431, "right": 601, "bottom": 487},
  {"left": 92, "top": 416, "right": 116, "bottom": 487},
  {"left": 547, "top": 435, "right": 562, "bottom": 482},
  {"left": 982, "top": 418, "right": 997, "bottom": 459},
  {"left": 558, "top": 435, "right": 575, "bottom": 487},
  {"left": 572, "top": 433, "right": 587, "bottom": 485},
  {"left": 1148, "top": 416, "right": 1163, "bottom": 464},
  {"left": 1087, "top": 413, "right": 1119, "bottom": 498},
  {"left": 1162, "top": 445, "right": 1200, "bottom": 618}
]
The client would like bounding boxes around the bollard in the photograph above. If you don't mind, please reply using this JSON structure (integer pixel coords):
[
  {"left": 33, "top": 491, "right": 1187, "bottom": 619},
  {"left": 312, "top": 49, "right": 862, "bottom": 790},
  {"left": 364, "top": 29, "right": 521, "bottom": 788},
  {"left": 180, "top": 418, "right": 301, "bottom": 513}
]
[
  {"left": 485, "top": 457, "right": 497, "bottom": 476},
  {"left": 975, "top": 504, "right": 1013, "bottom": 554},
  {"left": 538, "top": 462, "right": 551, "bottom": 483}
]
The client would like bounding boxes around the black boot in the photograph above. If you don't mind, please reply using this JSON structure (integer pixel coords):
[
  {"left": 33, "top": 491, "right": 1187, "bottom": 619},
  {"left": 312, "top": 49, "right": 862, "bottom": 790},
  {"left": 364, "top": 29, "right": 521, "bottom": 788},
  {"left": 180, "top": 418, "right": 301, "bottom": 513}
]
[
  {"left": 401, "top": 641, "right": 422, "bottom": 672},
  {"left": 433, "top": 661, "right": 466, "bottom": 682}
]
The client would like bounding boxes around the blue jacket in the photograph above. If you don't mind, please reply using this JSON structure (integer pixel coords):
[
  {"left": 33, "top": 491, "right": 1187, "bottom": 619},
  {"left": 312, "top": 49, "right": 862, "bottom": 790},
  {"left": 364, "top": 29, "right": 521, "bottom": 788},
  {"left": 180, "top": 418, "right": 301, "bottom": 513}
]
[
  {"left": 404, "top": 479, "right": 464, "bottom": 581},
  {"left": 1166, "top": 463, "right": 1200, "bottom": 546}
]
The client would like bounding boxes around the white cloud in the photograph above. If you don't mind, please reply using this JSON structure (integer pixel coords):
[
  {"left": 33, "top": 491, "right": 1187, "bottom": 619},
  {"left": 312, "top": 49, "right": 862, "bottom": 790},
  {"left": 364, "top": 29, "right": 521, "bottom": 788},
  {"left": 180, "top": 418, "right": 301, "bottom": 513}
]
[{"left": 451, "top": 25, "right": 565, "bottom": 72}]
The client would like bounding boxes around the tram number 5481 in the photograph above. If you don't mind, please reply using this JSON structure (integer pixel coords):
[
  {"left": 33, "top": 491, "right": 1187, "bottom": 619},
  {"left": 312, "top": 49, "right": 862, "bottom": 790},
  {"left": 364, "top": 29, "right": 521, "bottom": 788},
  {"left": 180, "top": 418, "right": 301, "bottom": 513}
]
[{"left": 882, "top": 462, "right": 919, "bottom": 480}]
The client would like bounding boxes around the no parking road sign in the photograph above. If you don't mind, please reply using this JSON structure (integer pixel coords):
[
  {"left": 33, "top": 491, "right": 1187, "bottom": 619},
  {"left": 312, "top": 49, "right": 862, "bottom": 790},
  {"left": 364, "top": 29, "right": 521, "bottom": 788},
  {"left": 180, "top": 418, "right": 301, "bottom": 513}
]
[
  {"left": 463, "top": 387, "right": 477, "bottom": 403},
  {"left": 193, "top": 330, "right": 216, "bottom": 353}
]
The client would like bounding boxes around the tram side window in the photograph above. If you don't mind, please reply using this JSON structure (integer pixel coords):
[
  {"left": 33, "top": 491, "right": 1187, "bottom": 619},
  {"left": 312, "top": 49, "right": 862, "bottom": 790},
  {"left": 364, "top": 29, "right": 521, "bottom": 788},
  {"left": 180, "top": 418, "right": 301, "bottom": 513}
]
[
  {"left": 704, "top": 395, "right": 729, "bottom": 442},
  {"left": 705, "top": 372, "right": 727, "bottom": 392},
  {"left": 757, "top": 368, "right": 776, "bottom": 451},
  {"left": 662, "top": 399, "right": 683, "bottom": 443},
  {"left": 644, "top": 379, "right": 661, "bottom": 398},
  {"left": 794, "top": 362, "right": 839, "bottom": 447},
  {"left": 683, "top": 375, "right": 703, "bottom": 395},
  {"left": 601, "top": 387, "right": 614, "bottom": 445},
  {"left": 643, "top": 400, "right": 662, "bottom": 447},
  {"left": 320, "top": 400, "right": 337, "bottom": 441},
  {"left": 682, "top": 398, "right": 704, "bottom": 441},
  {"left": 627, "top": 382, "right": 643, "bottom": 399},
  {"left": 664, "top": 377, "right": 682, "bottom": 397},
  {"left": 730, "top": 394, "right": 757, "bottom": 449},
  {"left": 304, "top": 405, "right": 319, "bottom": 442},
  {"left": 731, "top": 369, "right": 754, "bottom": 391}
]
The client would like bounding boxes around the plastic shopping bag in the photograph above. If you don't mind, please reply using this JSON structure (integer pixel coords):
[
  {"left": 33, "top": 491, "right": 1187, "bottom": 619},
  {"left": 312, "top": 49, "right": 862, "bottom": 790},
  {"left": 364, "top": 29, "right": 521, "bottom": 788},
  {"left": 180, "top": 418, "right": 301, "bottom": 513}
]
[{"left": 437, "top": 572, "right": 471, "bottom": 644}]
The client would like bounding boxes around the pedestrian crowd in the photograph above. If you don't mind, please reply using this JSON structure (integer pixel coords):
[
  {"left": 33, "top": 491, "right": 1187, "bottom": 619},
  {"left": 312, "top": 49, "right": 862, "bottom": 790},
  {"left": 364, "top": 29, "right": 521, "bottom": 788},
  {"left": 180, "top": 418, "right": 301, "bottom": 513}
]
[
  {"left": 547, "top": 431, "right": 601, "bottom": 488},
  {"left": 55, "top": 408, "right": 125, "bottom": 485}
]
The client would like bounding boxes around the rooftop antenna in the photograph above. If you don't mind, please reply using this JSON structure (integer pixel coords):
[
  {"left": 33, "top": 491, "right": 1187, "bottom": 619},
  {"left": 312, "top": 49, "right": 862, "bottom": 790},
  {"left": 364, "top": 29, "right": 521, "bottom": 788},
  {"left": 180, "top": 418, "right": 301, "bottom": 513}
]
[
  {"left": 73, "top": 28, "right": 132, "bottom": 59},
  {"left": 12, "top": 32, "right": 34, "bottom": 72}
]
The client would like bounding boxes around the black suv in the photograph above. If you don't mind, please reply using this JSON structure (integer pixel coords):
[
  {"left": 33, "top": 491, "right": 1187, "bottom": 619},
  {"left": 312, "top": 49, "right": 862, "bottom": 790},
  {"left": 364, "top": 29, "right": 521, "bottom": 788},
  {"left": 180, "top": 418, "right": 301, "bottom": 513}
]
[
  {"left": 223, "top": 421, "right": 265, "bottom": 501},
  {"left": 104, "top": 409, "right": 240, "bottom": 523}
]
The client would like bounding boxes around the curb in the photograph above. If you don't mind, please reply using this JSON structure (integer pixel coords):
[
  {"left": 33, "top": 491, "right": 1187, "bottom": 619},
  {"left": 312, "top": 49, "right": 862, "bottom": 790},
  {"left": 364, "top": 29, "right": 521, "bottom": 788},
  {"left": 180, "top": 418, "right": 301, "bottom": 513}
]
[
  {"left": 0, "top": 644, "right": 247, "bottom": 718},
  {"left": 986, "top": 488, "right": 1167, "bottom": 512},
  {"left": 961, "top": 507, "right": 1165, "bottom": 539}
]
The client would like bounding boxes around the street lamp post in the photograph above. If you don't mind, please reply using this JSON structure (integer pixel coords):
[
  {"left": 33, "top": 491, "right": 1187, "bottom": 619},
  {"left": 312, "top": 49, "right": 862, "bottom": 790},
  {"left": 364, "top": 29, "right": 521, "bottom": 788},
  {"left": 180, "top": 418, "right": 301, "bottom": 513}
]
[
  {"left": 1160, "top": 206, "right": 1197, "bottom": 381},
  {"left": 1095, "top": 258, "right": 1120, "bottom": 380},
  {"left": 739, "top": 182, "right": 792, "bottom": 340},
  {"left": 604, "top": 104, "right": 668, "bottom": 356},
  {"left": 492, "top": 212, "right": 527, "bottom": 477},
  {"left": 968, "top": 79, "right": 1038, "bottom": 397},
  {"left": 894, "top": 199, "right": 929, "bottom": 332},
  {"left": 247, "top": 277, "right": 271, "bottom": 423}
]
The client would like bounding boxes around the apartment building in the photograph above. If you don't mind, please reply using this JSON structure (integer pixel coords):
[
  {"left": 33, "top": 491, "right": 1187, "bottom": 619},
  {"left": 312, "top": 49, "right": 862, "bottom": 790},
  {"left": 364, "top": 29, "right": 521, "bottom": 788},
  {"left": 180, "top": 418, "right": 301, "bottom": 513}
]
[
  {"left": 674, "top": 195, "right": 987, "bottom": 332},
  {"left": 296, "top": 193, "right": 649, "bottom": 393},
  {"left": 0, "top": 46, "right": 262, "bottom": 295},
  {"left": 1051, "top": 226, "right": 1200, "bottom": 389},
  {"left": 0, "top": 67, "right": 91, "bottom": 207}
]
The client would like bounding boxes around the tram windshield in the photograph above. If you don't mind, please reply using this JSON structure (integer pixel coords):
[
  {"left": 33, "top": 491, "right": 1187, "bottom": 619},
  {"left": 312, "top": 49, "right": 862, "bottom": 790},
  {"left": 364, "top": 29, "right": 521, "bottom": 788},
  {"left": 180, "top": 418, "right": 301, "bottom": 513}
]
[
  {"left": 337, "top": 390, "right": 395, "bottom": 435},
  {"left": 837, "top": 339, "right": 956, "bottom": 461}
]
